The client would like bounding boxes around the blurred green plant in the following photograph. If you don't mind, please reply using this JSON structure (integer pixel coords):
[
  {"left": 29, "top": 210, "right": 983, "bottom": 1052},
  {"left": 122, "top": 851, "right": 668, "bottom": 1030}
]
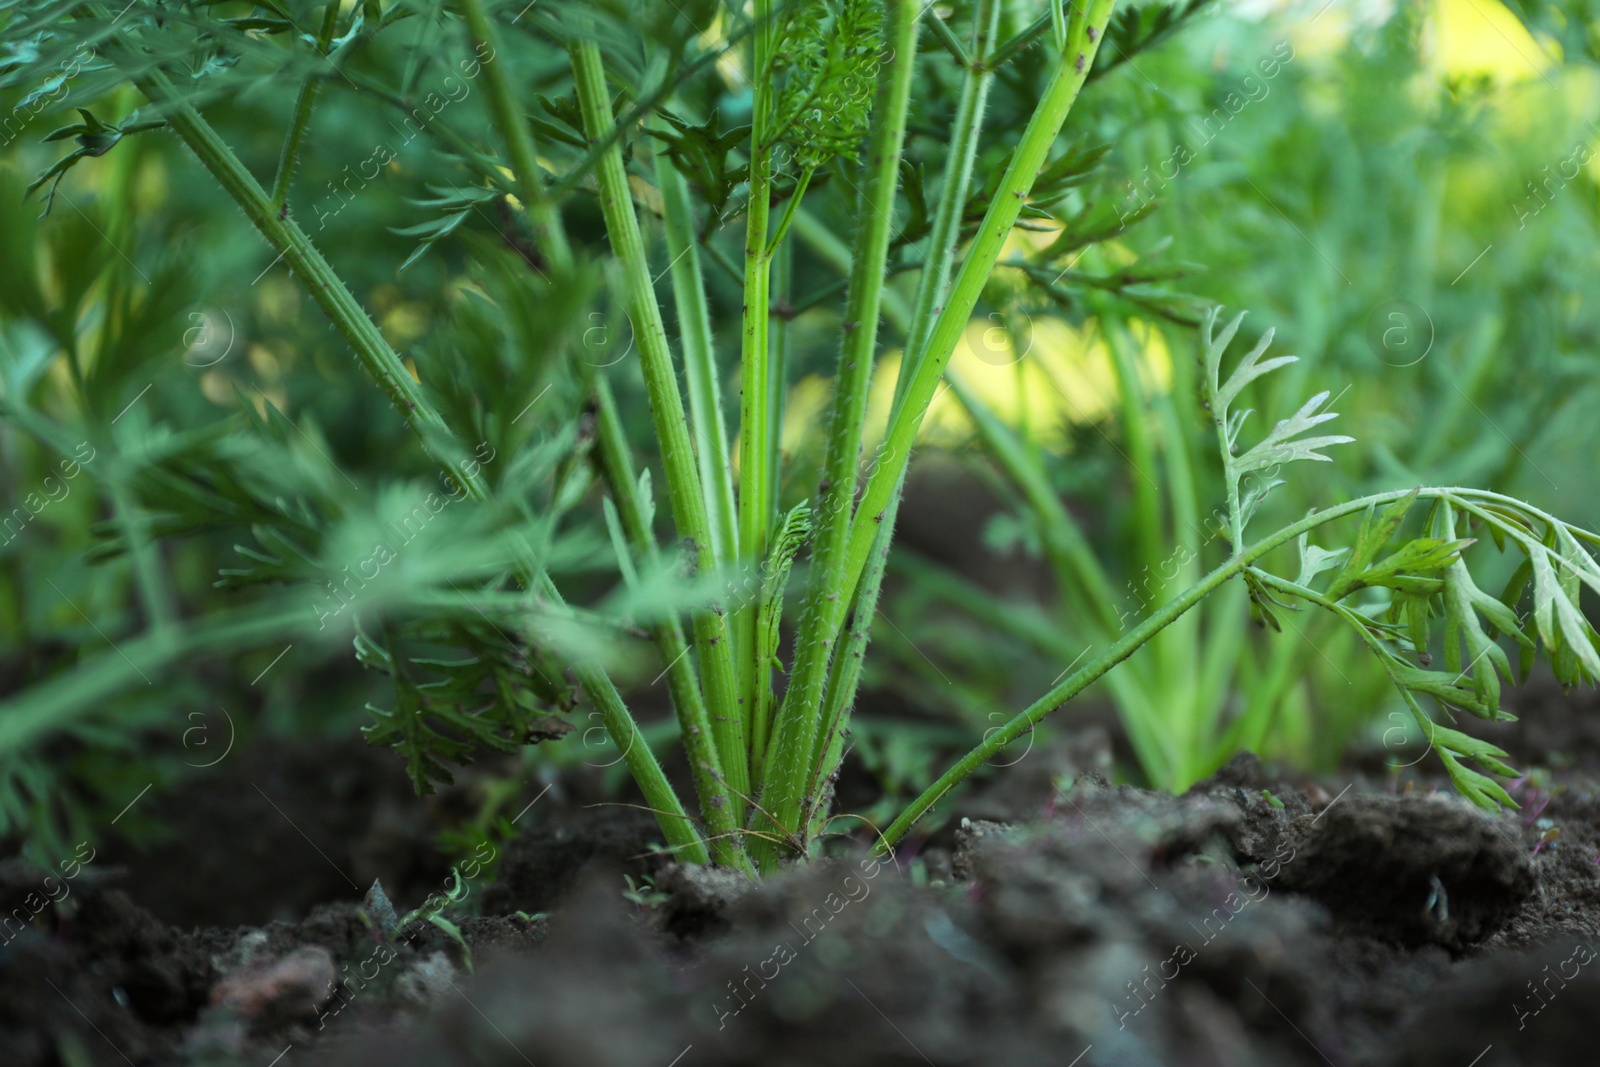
[
  {"left": 876, "top": 0, "right": 1600, "bottom": 797},
  {"left": 0, "top": 0, "right": 1594, "bottom": 879}
]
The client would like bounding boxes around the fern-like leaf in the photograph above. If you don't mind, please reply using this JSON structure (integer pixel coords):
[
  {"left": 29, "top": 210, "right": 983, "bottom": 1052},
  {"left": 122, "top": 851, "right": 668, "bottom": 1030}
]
[
  {"left": 769, "top": 0, "right": 884, "bottom": 170},
  {"left": 1234, "top": 390, "right": 1355, "bottom": 474},
  {"left": 1202, "top": 307, "right": 1354, "bottom": 546}
]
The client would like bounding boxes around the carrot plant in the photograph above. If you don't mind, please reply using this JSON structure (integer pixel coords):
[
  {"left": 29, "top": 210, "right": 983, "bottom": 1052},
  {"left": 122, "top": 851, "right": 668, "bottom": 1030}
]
[
  {"left": 889, "top": 308, "right": 1354, "bottom": 795},
  {"left": 2, "top": 0, "right": 1596, "bottom": 873}
]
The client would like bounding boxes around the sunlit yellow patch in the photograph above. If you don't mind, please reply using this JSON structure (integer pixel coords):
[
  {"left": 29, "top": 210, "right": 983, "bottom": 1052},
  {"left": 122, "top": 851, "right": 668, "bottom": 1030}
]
[
  {"left": 1427, "top": 0, "right": 1555, "bottom": 83},
  {"left": 1285, "top": 0, "right": 1355, "bottom": 62},
  {"left": 382, "top": 302, "right": 428, "bottom": 344},
  {"left": 778, "top": 373, "right": 834, "bottom": 458},
  {"left": 706, "top": 7, "right": 748, "bottom": 89},
  {"left": 629, "top": 174, "right": 663, "bottom": 217},
  {"left": 852, "top": 316, "right": 1174, "bottom": 451},
  {"left": 497, "top": 165, "right": 523, "bottom": 212},
  {"left": 47, "top": 354, "right": 75, "bottom": 407},
  {"left": 201, "top": 370, "right": 284, "bottom": 413},
  {"left": 247, "top": 343, "right": 281, "bottom": 381},
  {"left": 256, "top": 276, "right": 300, "bottom": 326}
]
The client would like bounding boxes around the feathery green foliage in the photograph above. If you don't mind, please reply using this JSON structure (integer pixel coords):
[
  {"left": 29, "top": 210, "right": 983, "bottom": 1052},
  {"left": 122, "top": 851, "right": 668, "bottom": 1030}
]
[{"left": 1, "top": 0, "right": 1595, "bottom": 874}]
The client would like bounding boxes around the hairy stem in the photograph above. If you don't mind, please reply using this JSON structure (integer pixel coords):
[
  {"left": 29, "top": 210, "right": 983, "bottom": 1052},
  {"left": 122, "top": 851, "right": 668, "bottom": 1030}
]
[
  {"left": 270, "top": 0, "right": 342, "bottom": 209},
  {"left": 732, "top": 0, "right": 783, "bottom": 788},
  {"left": 797, "top": 6, "right": 1119, "bottom": 810},
  {"left": 136, "top": 71, "right": 475, "bottom": 489},
  {"left": 591, "top": 377, "right": 751, "bottom": 872},
  {"left": 767, "top": 233, "right": 792, "bottom": 512},
  {"left": 655, "top": 137, "right": 738, "bottom": 570},
  {"left": 894, "top": 0, "right": 1002, "bottom": 401},
  {"left": 802, "top": 0, "right": 1005, "bottom": 828},
  {"left": 766, "top": 167, "right": 813, "bottom": 256},
  {"left": 459, "top": 0, "right": 571, "bottom": 267},
  {"left": 791, "top": 208, "right": 913, "bottom": 330},
  {"left": 751, "top": 0, "right": 922, "bottom": 870},
  {"left": 840, "top": 1, "right": 1117, "bottom": 611},
  {"left": 570, "top": 37, "right": 750, "bottom": 813}
]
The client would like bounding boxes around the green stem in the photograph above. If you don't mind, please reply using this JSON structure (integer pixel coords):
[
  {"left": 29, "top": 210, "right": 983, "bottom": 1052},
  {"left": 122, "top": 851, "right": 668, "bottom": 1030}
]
[
  {"left": 134, "top": 71, "right": 476, "bottom": 491},
  {"left": 591, "top": 377, "right": 751, "bottom": 872},
  {"left": 922, "top": 6, "right": 971, "bottom": 66},
  {"left": 751, "top": 0, "right": 922, "bottom": 871},
  {"left": 766, "top": 167, "right": 813, "bottom": 256},
  {"left": 947, "top": 368, "right": 1178, "bottom": 784},
  {"left": 456, "top": 13, "right": 712, "bottom": 856},
  {"left": 654, "top": 136, "right": 738, "bottom": 570},
  {"left": 578, "top": 656, "right": 710, "bottom": 864},
  {"left": 805, "top": 0, "right": 1001, "bottom": 828},
  {"left": 459, "top": 0, "right": 571, "bottom": 268},
  {"left": 570, "top": 37, "right": 750, "bottom": 814},
  {"left": 270, "top": 0, "right": 342, "bottom": 209},
  {"left": 1135, "top": 319, "right": 1207, "bottom": 757},
  {"left": 767, "top": 232, "right": 792, "bottom": 506},
  {"left": 803, "top": 513, "right": 888, "bottom": 837},
  {"left": 750, "top": 236, "right": 792, "bottom": 789},
  {"left": 109, "top": 476, "right": 175, "bottom": 633},
  {"left": 734, "top": 0, "right": 778, "bottom": 788},
  {"left": 840, "top": 0, "right": 1117, "bottom": 615},
  {"left": 791, "top": 208, "right": 913, "bottom": 331},
  {"left": 989, "top": 11, "right": 1053, "bottom": 70},
  {"left": 876, "top": 485, "right": 1450, "bottom": 850},
  {"left": 546, "top": 30, "right": 758, "bottom": 201},
  {"left": 1103, "top": 319, "right": 1163, "bottom": 571},
  {"left": 109, "top": 480, "right": 175, "bottom": 632},
  {"left": 893, "top": 0, "right": 1001, "bottom": 405},
  {"left": 1100, "top": 312, "right": 1187, "bottom": 748}
]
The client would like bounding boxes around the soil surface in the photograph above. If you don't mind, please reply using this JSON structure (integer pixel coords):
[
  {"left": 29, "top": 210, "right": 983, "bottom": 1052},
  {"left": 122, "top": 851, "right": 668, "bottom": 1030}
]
[{"left": 4, "top": 678, "right": 1598, "bottom": 1067}]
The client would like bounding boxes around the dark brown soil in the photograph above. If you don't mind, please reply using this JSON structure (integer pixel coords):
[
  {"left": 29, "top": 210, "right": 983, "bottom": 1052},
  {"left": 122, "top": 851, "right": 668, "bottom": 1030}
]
[{"left": 4, "top": 679, "right": 1599, "bottom": 1067}]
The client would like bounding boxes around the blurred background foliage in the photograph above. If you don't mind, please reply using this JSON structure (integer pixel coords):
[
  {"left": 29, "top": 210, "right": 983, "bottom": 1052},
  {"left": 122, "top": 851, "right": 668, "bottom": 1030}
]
[
  {"left": 1, "top": 0, "right": 1597, "bottom": 854},
  {"left": 864, "top": 0, "right": 1600, "bottom": 812}
]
